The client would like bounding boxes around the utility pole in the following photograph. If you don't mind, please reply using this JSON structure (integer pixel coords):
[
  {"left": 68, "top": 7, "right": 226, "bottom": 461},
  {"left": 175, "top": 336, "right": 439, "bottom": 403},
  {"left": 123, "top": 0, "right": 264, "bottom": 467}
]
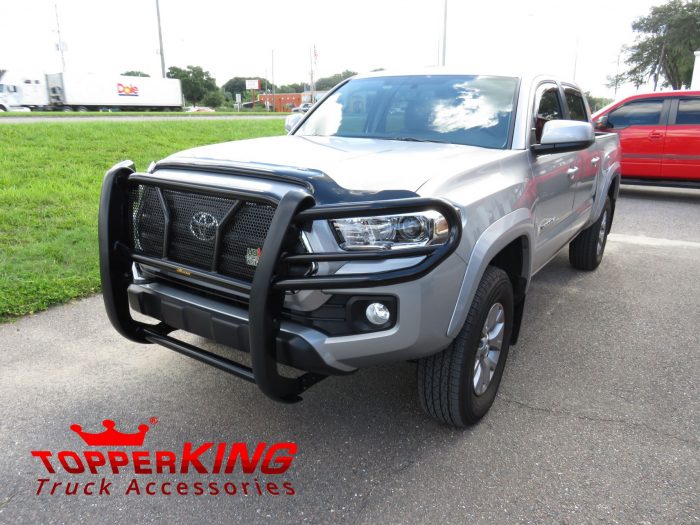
[
  {"left": 572, "top": 35, "right": 579, "bottom": 81},
  {"left": 271, "top": 50, "right": 275, "bottom": 113},
  {"left": 54, "top": 1, "right": 66, "bottom": 72},
  {"left": 155, "top": 0, "right": 166, "bottom": 78},
  {"left": 309, "top": 48, "right": 315, "bottom": 103},
  {"left": 441, "top": 0, "right": 448, "bottom": 66}
]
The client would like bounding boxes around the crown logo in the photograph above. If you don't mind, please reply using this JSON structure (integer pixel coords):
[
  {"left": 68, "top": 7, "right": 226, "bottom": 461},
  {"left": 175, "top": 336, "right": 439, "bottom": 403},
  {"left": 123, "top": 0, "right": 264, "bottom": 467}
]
[{"left": 70, "top": 420, "right": 149, "bottom": 447}]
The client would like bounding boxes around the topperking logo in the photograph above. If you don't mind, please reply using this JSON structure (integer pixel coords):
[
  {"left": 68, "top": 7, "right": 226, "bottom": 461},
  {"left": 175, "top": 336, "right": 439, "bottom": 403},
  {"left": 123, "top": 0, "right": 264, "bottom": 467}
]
[{"left": 31, "top": 419, "right": 297, "bottom": 497}]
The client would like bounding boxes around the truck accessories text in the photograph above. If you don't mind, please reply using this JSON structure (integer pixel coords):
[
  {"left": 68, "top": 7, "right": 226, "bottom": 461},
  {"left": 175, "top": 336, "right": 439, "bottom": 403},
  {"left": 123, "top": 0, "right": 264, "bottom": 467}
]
[{"left": 31, "top": 420, "right": 297, "bottom": 497}]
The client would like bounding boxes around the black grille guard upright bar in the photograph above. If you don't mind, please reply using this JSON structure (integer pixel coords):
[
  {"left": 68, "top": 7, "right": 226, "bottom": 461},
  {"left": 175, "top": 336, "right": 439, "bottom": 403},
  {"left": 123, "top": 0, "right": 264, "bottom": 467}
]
[{"left": 99, "top": 162, "right": 462, "bottom": 403}]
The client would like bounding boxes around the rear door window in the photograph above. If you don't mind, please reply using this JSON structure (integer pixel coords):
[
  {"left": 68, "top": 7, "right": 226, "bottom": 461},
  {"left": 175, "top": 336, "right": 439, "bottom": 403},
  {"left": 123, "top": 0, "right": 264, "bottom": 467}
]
[
  {"left": 607, "top": 99, "right": 664, "bottom": 128},
  {"left": 674, "top": 98, "right": 700, "bottom": 125}
]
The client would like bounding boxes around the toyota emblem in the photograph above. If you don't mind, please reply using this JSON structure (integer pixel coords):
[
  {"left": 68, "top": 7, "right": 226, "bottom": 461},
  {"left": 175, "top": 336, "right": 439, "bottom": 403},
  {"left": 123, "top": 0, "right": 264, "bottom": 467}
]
[{"left": 189, "top": 212, "right": 218, "bottom": 241}]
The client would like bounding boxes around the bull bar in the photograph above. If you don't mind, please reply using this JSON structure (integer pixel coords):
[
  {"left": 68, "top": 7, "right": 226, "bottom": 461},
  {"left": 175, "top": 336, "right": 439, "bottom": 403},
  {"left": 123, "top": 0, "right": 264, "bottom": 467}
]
[{"left": 99, "top": 161, "right": 462, "bottom": 403}]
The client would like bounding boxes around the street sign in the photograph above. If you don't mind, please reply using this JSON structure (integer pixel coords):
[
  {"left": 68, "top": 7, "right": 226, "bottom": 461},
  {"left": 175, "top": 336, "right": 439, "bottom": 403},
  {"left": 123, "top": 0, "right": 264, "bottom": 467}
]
[{"left": 245, "top": 79, "right": 259, "bottom": 90}]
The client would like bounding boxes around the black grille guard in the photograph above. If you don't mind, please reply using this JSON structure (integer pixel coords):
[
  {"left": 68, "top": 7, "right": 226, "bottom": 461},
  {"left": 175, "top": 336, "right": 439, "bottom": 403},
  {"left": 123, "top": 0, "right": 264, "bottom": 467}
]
[{"left": 99, "top": 161, "right": 462, "bottom": 402}]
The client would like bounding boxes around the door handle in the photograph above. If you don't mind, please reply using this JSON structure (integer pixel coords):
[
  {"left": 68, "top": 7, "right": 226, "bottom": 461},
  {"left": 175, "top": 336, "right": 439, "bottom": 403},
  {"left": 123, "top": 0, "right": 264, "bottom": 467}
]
[
  {"left": 567, "top": 166, "right": 579, "bottom": 180},
  {"left": 591, "top": 156, "right": 600, "bottom": 165},
  {"left": 648, "top": 131, "right": 664, "bottom": 140}
]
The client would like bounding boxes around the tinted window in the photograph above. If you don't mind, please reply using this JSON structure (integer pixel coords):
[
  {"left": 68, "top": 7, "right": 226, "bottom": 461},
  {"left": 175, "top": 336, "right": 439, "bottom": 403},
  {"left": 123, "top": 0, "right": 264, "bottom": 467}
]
[
  {"left": 296, "top": 75, "right": 519, "bottom": 149},
  {"left": 675, "top": 98, "right": 700, "bottom": 125},
  {"left": 608, "top": 99, "right": 663, "bottom": 128},
  {"left": 533, "top": 85, "right": 563, "bottom": 142},
  {"left": 565, "top": 88, "right": 588, "bottom": 121}
]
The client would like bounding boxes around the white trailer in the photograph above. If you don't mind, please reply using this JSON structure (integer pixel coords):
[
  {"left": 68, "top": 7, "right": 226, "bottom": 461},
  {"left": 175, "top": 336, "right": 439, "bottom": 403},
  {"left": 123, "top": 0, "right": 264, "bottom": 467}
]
[
  {"left": 46, "top": 73, "right": 183, "bottom": 111},
  {"left": 0, "top": 70, "right": 29, "bottom": 111}
]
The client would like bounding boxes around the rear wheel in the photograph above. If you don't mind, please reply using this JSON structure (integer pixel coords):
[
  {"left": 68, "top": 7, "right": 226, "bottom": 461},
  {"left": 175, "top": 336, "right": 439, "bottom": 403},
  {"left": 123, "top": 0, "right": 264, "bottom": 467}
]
[
  {"left": 417, "top": 266, "right": 513, "bottom": 427},
  {"left": 569, "top": 196, "right": 611, "bottom": 270}
]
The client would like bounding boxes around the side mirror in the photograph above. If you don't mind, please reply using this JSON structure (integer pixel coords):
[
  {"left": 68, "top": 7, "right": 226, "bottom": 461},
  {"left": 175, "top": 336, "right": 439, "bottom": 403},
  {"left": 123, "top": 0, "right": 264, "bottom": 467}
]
[
  {"left": 285, "top": 113, "right": 304, "bottom": 133},
  {"left": 594, "top": 115, "right": 610, "bottom": 130},
  {"left": 531, "top": 120, "right": 595, "bottom": 155}
]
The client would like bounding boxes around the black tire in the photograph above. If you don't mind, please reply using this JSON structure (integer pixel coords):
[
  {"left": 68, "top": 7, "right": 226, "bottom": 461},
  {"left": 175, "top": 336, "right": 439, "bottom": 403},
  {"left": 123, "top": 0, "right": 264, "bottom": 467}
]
[
  {"left": 569, "top": 196, "right": 612, "bottom": 271},
  {"left": 417, "top": 266, "right": 514, "bottom": 427}
]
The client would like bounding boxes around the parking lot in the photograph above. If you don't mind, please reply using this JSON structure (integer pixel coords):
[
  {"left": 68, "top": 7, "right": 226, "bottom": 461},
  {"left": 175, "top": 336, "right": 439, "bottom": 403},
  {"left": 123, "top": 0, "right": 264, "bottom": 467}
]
[{"left": 0, "top": 185, "right": 698, "bottom": 524}]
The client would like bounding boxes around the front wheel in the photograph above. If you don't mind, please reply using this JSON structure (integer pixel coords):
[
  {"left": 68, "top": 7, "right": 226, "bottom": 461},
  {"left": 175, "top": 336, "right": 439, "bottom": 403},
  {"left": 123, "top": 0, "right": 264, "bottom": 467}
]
[
  {"left": 569, "top": 196, "right": 612, "bottom": 271},
  {"left": 417, "top": 266, "right": 513, "bottom": 427}
]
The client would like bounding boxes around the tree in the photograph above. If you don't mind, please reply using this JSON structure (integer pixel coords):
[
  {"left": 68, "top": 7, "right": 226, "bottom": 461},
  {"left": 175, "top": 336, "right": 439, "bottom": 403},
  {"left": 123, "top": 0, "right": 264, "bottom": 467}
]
[
  {"left": 222, "top": 77, "right": 276, "bottom": 100},
  {"left": 314, "top": 70, "right": 357, "bottom": 91},
  {"left": 278, "top": 83, "right": 305, "bottom": 93},
  {"left": 167, "top": 65, "right": 218, "bottom": 105},
  {"left": 121, "top": 71, "right": 150, "bottom": 77},
  {"left": 620, "top": 0, "right": 700, "bottom": 90},
  {"left": 201, "top": 90, "right": 224, "bottom": 108},
  {"left": 585, "top": 91, "right": 613, "bottom": 112}
]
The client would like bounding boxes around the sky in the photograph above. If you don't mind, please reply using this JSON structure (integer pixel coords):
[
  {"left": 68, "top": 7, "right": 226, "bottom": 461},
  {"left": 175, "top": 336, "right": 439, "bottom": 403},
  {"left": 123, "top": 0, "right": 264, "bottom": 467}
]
[{"left": 0, "top": 0, "right": 670, "bottom": 100}]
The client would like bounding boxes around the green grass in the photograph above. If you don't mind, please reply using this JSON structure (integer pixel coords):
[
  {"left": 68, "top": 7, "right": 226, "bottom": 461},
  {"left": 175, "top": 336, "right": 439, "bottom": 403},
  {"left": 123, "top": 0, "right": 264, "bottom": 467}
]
[
  {"left": 0, "top": 119, "right": 285, "bottom": 320},
  {"left": 0, "top": 111, "right": 288, "bottom": 118}
]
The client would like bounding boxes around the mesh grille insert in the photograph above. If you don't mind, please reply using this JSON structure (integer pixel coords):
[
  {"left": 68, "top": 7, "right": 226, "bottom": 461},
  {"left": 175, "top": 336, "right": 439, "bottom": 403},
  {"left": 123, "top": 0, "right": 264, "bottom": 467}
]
[
  {"left": 129, "top": 186, "right": 165, "bottom": 257},
  {"left": 219, "top": 202, "right": 277, "bottom": 281},
  {"left": 128, "top": 184, "right": 277, "bottom": 283}
]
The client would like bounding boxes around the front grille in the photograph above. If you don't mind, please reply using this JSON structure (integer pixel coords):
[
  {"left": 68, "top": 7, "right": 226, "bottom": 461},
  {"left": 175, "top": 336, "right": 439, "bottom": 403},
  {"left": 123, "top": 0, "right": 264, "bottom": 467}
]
[{"left": 128, "top": 184, "right": 277, "bottom": 283}]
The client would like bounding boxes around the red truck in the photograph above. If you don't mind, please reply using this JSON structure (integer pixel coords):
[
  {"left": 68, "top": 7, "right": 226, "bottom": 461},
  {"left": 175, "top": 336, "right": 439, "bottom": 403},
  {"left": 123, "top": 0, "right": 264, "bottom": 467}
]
[{"left": 592, "top": 91, "right": 700, "bottom": 187}]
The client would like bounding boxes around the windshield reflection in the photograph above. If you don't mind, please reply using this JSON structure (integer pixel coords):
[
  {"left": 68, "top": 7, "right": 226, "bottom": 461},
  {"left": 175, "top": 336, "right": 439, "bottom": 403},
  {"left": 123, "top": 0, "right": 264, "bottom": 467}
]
[{"left": 296, "top": 75, "right": 518, "bottom": 149}]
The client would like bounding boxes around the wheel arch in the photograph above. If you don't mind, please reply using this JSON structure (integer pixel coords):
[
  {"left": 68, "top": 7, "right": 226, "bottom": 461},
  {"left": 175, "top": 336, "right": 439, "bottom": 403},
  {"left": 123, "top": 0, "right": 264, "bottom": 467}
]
[{"left": 447, "top": 208, "right": 534, "bottom": 343}]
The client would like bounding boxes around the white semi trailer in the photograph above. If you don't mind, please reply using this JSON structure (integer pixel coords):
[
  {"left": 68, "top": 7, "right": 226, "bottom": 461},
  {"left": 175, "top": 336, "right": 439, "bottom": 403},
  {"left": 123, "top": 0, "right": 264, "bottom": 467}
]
[
  {"left": 0, "top": 70, "right": 27, "bottom": 111},
  {"left": 0, "top": 71, "right": 183, "bottom": 111}
]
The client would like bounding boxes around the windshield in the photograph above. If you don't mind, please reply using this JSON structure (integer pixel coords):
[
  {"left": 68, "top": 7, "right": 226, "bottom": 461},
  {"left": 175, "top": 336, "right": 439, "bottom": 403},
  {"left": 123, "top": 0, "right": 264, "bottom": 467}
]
[{"left": 295, "top": 75, "right": 519, "bottom": 149}]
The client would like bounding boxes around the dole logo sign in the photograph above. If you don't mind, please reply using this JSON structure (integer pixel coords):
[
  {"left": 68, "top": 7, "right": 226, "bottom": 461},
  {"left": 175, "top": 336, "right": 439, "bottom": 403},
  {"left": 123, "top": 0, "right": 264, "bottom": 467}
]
[
  {"left": 31, "top": 419, "right": 297, "bottom": 497},
  {"left": 117, "top": 83, "right": 139, "bottom": 96}
]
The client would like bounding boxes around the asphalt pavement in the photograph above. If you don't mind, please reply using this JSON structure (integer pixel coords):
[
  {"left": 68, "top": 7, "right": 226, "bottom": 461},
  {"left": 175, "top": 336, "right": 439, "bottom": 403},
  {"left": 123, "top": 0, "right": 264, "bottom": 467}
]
[{"left": 1, "top": 185, "right": 698, "bottom": 524}]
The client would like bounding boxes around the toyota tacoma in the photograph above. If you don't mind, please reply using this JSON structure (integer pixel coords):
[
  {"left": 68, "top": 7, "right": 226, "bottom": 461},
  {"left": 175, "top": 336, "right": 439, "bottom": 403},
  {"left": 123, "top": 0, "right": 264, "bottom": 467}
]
[{"left": 99, "top": 71, "right": 620, "bottom": 426}]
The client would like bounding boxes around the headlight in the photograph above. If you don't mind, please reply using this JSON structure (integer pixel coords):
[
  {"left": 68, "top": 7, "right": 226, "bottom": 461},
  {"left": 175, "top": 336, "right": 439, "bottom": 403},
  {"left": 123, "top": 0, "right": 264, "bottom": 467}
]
[{"left": 331, "top": 211, "right": 449, "bottom": 250}]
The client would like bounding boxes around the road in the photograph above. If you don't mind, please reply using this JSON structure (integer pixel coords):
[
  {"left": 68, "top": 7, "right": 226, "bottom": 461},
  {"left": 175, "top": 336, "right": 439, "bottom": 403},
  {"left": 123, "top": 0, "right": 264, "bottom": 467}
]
[
  {"left": 0, "top": 115, "right": 285, "bottom": 124},
  {"left": 1, "top": 185, "right": 698, "bottom": 524}
]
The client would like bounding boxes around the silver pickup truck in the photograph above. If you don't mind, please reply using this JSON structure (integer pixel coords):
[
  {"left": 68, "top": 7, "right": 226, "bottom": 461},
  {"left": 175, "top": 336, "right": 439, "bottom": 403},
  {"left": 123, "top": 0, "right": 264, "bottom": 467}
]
[{"left": 99, "top": 71, "right": 620, "bottom": 427}]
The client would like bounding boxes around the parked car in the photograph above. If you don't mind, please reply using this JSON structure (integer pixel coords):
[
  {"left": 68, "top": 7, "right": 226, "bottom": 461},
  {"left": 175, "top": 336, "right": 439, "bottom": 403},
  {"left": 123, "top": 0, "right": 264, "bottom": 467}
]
[
  {"left": 292, "top": 102, "right": 313, "bottom": 113},
  {"left": 592, "top": 91, "right": 700, "bottom": 187},
  {"left": 99, "top": 72, "right": 620, "bottom": 427}
]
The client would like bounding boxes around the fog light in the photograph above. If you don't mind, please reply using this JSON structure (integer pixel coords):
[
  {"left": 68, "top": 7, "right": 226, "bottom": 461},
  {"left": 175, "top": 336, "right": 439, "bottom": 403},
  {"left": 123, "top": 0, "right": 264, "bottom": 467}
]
[{"left": 365, "top": 302, "right": 391, "bottom": 325}]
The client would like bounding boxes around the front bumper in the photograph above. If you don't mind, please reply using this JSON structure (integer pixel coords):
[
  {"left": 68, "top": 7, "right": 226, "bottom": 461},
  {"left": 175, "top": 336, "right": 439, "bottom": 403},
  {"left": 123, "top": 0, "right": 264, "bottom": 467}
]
[{"left": 99, "top": 161, "right": 462, "bottom": 402}]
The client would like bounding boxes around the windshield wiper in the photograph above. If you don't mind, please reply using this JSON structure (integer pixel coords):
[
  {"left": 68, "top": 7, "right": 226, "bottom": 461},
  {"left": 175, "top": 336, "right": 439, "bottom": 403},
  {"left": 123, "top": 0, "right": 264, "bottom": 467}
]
[{"left": 383, "top": 136, "right": 450, "bottom": 144}]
